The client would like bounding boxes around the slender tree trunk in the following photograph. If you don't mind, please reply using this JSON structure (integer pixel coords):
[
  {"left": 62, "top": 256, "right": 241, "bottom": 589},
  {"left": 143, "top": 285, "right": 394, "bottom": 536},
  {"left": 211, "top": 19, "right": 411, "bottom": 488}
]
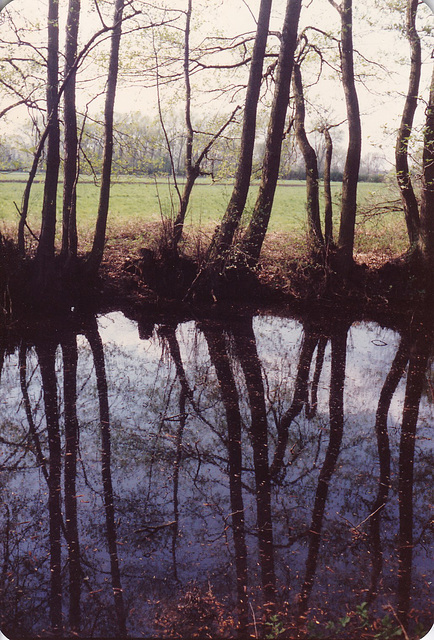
[
  {"left": 396, "top": 0, "right": 421, "bottom": 249},
  {"left": 238, "top": 0, "right": 303, "bottom": 268},
  {"left": 323, "top": 128, "right": 333, "bottom": 247},
  {"left": 36, "top": 0, "right": 60, "bottom": 287},
  {"left": 62, "top": 0, "right": 81, "bottom": 263},
  {"left": 206, "top": 0, "right": 273, "bottom": 263},
  {"left": 418, "top": 67, "right": 434, "bottom": 290},
  {"left": 172, "top": 0, "right": 197, "bottom": 251},
  {"left": 87, "top": 0, "right": 125, "bottom": 275},
  {"left": 330, "top": 0, "right": 361, "bottom": 273},
  {"left": 291, "top": 62, "right": 324, "bottom": 251}
]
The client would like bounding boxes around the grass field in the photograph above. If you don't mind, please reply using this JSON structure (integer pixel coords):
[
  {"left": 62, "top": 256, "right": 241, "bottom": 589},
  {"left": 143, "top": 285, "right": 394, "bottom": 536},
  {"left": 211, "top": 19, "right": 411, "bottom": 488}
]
[{"left": 0, "top": 173, "right": 408, "bottom": 257}]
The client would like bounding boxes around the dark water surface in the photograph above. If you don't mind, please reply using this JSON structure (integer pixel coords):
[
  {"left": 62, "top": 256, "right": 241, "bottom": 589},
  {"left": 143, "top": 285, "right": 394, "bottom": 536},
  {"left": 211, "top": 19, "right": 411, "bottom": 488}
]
[{"left": 0, "top": 311, "right": 432, "bottom": 639}]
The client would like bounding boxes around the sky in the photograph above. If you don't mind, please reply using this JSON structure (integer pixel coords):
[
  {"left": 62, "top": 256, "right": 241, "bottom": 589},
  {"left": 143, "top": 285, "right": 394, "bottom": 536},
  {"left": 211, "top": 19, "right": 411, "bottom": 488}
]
[{"left": 0, "top": 0, "right": 433, "bottom": 166}]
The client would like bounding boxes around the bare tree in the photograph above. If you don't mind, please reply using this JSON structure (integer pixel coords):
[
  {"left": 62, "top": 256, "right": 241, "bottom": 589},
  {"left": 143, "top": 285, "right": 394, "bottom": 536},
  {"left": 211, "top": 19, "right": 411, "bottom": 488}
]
[
  {"left": 238, "top": 0, "right": 303, "bottom": 267},
  {"left": 205, "top": 0, "right": 274, "bottom": 264},
  {"left": 61, "top": 0, "right": 81, "bottom": 265},
  {"left": 395, "top": 0, "right": 421, "bottom": 249},
  {"left": 35, "top": 0, "right": 60, "bottom": 289},
  {"left": 328, "top": 0, "right": 361, "bottom": 274},
  {"left": 291, "top": 60, "right": 324, "bottom": 251},
  {"left": 418, "top": 67, "right": 434, "bottom": 290},
  {"left": 87, "top": 0, "right": 126, "bottom": 275}
]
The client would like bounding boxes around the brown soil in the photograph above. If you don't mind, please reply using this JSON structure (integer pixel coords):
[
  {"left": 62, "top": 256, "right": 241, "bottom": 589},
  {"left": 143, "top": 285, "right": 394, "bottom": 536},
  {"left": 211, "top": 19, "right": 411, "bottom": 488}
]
[{"left": 94, "top": 227, "right": 423, "bottom": 323}]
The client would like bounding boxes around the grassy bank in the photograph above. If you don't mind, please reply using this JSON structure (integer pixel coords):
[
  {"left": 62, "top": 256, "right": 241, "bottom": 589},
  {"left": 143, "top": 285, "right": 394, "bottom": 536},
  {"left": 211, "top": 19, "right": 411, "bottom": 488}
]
[{"left": 0, "top": 173, "right": 407, "bottom": 258}]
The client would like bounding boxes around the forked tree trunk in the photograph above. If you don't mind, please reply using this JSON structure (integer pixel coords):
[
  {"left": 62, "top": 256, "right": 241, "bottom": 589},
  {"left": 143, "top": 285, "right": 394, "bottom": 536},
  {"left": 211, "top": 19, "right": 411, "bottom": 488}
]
[
  {"left": 395, "top": 0, "right": 421, "bottom": 248},
  {"left": 291, "top": 61, "right": 324, "bottom": 251},
  {"left": 238, "top": 0, "right": 303, "bottom": 267},
  {"left": 87, "top": 0, "right": 125, "bottom": 275},
  {"left": 206, "top": 0, "right": 273, "bottom": 261}
]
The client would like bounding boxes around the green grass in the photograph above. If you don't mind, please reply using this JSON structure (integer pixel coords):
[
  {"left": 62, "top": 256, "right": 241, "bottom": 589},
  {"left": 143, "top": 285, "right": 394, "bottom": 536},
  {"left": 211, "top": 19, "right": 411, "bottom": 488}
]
[{"left": 0, "top": 173, "right": 407, "bottom": 256}]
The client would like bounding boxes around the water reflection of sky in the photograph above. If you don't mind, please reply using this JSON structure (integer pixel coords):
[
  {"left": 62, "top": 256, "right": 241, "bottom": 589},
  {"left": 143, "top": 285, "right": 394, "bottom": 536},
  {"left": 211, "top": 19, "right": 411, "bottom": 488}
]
[{"left": 0, "top": 312, "right": 432, "bottom": 639}]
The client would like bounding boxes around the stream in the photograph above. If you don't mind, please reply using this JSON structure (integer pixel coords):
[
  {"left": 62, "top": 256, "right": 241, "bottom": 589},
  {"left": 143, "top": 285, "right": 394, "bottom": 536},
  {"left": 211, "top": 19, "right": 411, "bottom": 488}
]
[{"left": 0, "top": 310, "right": 432, "bottom": 638}]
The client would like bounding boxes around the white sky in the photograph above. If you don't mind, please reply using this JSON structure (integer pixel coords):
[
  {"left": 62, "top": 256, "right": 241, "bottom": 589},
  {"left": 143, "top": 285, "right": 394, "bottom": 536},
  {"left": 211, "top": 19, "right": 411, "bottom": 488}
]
[{"left": 0, "top": 0, "right": 433, "bottom": 164}]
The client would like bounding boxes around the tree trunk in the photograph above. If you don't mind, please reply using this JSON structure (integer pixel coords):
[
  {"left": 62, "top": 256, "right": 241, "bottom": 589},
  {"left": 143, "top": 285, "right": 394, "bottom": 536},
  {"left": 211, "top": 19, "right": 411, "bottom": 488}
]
[
  {"left": 332, "top": 0, "right": 362, "bottom": 273},
  {"left": 291, "top": 62, "right": 324, "bottom": 251},
  {"left": 238, "top": 0, "right": 303, "bottom": 267},
  {"left": 395, "top": 0, "right": 421, "bottom": 248},
  {"left": 323, "top": 128, "right": 333, "bottom": 247},
  {"left": 87, "top": 0, "right": 125, "bottom": 275},
  {"left": 62, "top": 0, "right": 81, "bottom": 264},
  {"left": 36, "top": 0, "right": 60, "bottom": 287},
  {"left": 206, "top": 0, "right": 273, "bottom": 263},
  {"left": 172, "top": 0, "right": 196, "bottom": 251},
  {"left": 418, "top": 66, "right": 434, "bottom": 291}
]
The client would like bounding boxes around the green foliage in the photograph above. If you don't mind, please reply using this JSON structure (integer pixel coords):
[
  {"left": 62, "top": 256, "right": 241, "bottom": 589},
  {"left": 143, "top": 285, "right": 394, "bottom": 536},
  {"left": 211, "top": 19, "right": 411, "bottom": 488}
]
[
  {"left": 303, "top": 603, "right": 417, "bottom": 640},
  {"left": 373, "top": 615, "right": 403, "bottom": 639},
  {"left": 265, "top": 614, "right": 286, "bottom": 639}
]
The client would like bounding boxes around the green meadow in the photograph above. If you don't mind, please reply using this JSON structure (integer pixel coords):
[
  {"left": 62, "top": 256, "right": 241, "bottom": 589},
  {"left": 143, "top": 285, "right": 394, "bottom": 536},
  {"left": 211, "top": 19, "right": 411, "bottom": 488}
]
[{"left": 0, "top": 173, "right": 407, "bottom": 256}]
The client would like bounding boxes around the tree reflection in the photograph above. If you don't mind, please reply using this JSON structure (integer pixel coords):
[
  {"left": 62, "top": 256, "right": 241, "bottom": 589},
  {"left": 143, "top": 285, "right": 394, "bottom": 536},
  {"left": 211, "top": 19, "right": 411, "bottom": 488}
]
[
  {"left": 271, "top": 323, "right": 323, "bottom": 477},
  {"left": 35, "top": 337, "right": 63, "bottom": 634},
  {"left": 61, "top": 332, "right": 81, "bottom": 631},
  {"left": 233, "top": 318, "right": 276, "bottom": 610},
  {"left": 0, "top": 310, "right": 432, "bottom": 638},
  {"left": 297, "top": 321, "right": 349, "bottom": 622},
  {"left": 158, "top": 322, "right": 189, "bottom": 581},
  {"left": 368, "top": 333, "right": 410, "bottom": 604},
  {"left": 397, "top": 325, "right": 431, "bottom": 628},
  {"left": 201, "top": 321, "right": 249, "bottom": 632},
  {"left": 85, "top": 317, "right": 127, "bottom": 637}
]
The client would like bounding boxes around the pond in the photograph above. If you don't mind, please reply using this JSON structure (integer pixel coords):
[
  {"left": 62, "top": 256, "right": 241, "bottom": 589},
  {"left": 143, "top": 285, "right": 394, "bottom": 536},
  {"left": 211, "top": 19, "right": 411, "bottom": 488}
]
[{"left": 0, "top": 310, "right": 432, "bottom": 639}]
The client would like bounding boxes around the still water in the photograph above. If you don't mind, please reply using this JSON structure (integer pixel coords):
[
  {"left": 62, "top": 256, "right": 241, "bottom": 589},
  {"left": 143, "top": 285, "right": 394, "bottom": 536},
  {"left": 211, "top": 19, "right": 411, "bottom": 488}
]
[{"left": 0, "top": 311, "right": 432, "bottom": 639}]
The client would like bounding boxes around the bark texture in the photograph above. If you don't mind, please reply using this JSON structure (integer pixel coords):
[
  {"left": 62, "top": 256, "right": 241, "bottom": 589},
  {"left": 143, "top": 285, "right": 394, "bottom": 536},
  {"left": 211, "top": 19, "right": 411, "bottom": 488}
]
[
  {"left": 395, "top": 0, "right": 421, "bottom": 248},
  {"left": 239, "top": 0, "right": 303, "bottom": 266},
  {"left": 292, "top": 62, "right": 324, "bottom": 250},
  {"left": 332, "top": 0, "right": 362, "bottom": 272},
  {"left": 88, "top": 0, "right": 125, "bottom": 274},
  {"left": 62, "top": 0, "right": 81, "bottom": 262},
  {"left": 207, "top": 0, "right": 273, "bottom": 261},
  {"left": 36, "top": 0, "right": 60, "bottom": 285}
]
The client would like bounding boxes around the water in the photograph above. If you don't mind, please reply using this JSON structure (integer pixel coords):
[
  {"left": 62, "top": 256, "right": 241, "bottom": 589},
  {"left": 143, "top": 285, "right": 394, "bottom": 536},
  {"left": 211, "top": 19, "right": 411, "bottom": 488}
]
[{"left": 0, "top": 310, "right": 432, "bottom": 638}]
